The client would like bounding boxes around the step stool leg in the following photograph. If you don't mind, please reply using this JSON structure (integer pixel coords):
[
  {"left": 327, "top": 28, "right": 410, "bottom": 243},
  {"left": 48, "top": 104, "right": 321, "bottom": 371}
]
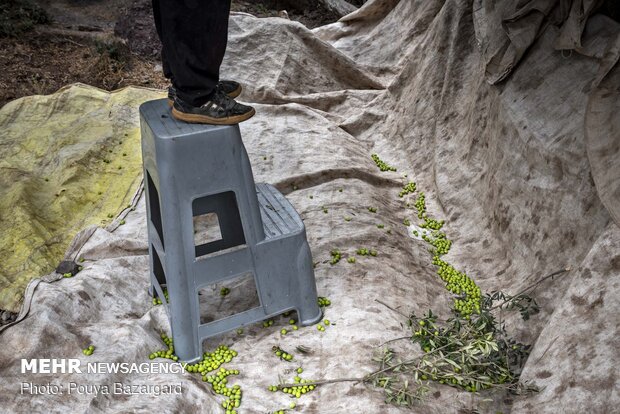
[
  {"left": 162, "top": 206, "right": 202, "bottom": 363},
  {"left": 295, "top": 243, "right": 322, "bottom": 325},
  {"left": 167, "top": 277, "right": 202, "bottom": 363}
]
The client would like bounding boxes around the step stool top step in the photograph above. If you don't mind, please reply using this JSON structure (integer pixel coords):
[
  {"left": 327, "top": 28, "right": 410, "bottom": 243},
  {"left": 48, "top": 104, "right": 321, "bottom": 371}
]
[{"left": 140, "top": 99, "right": 234, "bottom": 139}]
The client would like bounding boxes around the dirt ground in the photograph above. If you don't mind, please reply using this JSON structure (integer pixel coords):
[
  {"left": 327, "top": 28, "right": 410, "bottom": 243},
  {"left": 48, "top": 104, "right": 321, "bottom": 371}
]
[{"left": 0, "top": 0, "right": 341, "bottom": 109}]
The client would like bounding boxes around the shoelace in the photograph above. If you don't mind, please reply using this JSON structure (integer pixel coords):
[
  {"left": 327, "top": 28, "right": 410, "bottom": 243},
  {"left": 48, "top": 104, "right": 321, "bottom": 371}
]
[{"left": 199, "top": 89, "right": 237, "bottom": 115}]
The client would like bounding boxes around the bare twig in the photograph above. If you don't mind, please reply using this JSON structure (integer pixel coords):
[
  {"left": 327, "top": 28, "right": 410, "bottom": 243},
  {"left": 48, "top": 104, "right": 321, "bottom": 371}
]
[
  {"left": 369, "top": 341, "right": 457, "bottom": 378},
  {"left": 278, "top": 377, "right": 364, "bottom": 389},
  {"left": 375, "top": 335, "right": 411, "bottom": 348},
  {"left": 62, "top": 37, "right": 86, "bottom": 47},
  {"left": 277, "top": 364, "right": 518, "bottom": 393},
  {"left": 375, "top": 299, "right": 408, "bottom": 318},
  {"left": 534, "top": 336, "right": 559, "bottom": 364},
  {"left": 490, "top": 268, "right": 570, "bottom": 311}
]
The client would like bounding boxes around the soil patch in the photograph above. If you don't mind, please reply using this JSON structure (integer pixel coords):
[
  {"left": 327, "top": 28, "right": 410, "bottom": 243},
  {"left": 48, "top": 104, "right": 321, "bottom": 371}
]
[
  {"left": 0, "top": 30, "right": 168, "bottom": 107},
  {"left": 0, "top": 0, "right": 342, "bottom": 108}
]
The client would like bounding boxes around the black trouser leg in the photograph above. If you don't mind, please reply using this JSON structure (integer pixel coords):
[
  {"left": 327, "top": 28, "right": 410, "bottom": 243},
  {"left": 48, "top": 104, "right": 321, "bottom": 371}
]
[
  {"left": 152, "top": 0, "right": 173, "bottom": 81},
  {"left": 152, "top": 0, "right": 231, "bottom": 106}
]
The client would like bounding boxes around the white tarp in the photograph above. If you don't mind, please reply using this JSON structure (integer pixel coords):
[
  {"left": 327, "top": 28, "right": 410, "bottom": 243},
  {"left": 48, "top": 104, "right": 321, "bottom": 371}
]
[{"left": 1, "top": 1, "right": 618, "bottom": 413}]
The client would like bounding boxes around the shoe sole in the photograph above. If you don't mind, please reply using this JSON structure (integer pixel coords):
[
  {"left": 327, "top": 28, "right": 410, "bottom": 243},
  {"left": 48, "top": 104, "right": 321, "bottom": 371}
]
[
  {"left": 167, "top": 84, "right": 242, "bottom": 107},
  {"left": 171, "top": 107, "right": 256, "bottom": 125}
]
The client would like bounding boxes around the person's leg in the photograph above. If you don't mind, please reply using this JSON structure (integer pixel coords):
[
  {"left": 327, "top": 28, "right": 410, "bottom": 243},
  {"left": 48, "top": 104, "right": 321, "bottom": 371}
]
[
  {"left": 154, "top": 0, "right": 240, "bottom": 104},
  {"left": 151, "top": 0, "right": 173, "bottom": 81},
  {"left": 156, "top": 0, "right": 231, "bottom": 107}
]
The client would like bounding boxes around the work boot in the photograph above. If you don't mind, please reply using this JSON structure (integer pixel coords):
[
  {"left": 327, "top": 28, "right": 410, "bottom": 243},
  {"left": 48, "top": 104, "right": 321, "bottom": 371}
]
[
  {"left": 171, "top": 88, "right": 255, "bottom": 125},
  {"left": 167, "top": 80, "right": 241, "bottom": 106}
]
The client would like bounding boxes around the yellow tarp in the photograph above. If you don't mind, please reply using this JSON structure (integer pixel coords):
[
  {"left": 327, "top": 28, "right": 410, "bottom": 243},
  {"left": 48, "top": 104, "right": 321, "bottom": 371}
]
[{"left": 0, "top": 84, "right": 164, "bottom": 313}]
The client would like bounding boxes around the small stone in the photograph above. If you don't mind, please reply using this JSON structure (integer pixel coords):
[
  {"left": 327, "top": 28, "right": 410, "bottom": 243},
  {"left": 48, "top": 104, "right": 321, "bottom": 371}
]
[
  {"left": 1, "top": 311, "right": 12, "bottom": 324},
  {"left": 56, "top": 261, "right": 80, "bottom": 277}
]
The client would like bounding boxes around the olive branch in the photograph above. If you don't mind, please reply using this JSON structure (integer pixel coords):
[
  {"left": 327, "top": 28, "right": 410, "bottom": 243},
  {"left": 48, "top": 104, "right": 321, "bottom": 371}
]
[{"left": 277, "top": 269, "right": 567, "bottom": 406}]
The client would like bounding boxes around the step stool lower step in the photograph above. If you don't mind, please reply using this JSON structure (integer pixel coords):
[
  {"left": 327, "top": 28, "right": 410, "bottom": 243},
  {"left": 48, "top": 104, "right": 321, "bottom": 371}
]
[{"left": 256, "top": 183, "right": 304, "bottom": 239}]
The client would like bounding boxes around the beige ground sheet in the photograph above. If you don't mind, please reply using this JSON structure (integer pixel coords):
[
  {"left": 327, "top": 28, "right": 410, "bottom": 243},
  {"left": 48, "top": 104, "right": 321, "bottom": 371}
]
[{"left": 0, "top": 1, "right": 618, "bottom": 413}]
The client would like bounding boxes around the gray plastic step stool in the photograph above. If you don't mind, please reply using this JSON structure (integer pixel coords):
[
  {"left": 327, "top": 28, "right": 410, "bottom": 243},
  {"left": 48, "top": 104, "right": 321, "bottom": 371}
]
[{"left": 139, "top": 99, "right": 322, "bottom": 362}]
